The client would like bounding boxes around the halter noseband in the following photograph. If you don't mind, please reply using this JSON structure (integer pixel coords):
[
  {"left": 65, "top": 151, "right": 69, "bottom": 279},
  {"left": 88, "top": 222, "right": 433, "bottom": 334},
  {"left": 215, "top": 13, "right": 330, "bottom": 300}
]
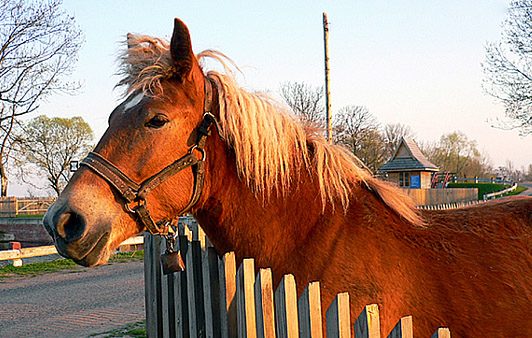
[{"left": 79, "top": 78, "right": 217, "bottom": 236}]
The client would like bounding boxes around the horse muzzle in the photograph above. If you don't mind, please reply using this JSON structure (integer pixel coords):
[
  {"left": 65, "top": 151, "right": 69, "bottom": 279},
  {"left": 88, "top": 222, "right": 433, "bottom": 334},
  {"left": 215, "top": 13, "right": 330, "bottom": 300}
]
[{"left": 43, "top": 201, "right": 112, "bottom": 267}]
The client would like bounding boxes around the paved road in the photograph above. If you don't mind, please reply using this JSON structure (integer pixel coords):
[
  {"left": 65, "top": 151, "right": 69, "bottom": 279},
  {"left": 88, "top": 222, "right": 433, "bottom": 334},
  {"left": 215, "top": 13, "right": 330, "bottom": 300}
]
[
  {"left": 519, "top": 181, "right": 532, "bottom": 196},
  {"left": 0, "top": 260, "right": 145, "bottom": 338}
]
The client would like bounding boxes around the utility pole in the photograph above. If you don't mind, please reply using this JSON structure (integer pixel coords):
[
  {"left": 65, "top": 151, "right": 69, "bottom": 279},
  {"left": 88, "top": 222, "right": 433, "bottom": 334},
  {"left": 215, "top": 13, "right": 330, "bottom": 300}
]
[{"left": 323, "top": 12, "right": 332, "bottom": 144}]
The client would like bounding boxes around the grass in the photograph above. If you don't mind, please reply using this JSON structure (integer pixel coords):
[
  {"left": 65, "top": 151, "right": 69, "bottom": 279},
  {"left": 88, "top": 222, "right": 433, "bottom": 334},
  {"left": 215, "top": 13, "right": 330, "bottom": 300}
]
[
  {"left": 0, "top": 250, "right": 144, "bottom": 279},
  {"left": 0, "top": 258, "right": 79, "bottom": 278},
  {"left": 107, "top": 250, "right": 144, "bottom": 263},
  {"left": 506, "top": 185, "right": 528, "bottom": 196},
  {"left": 89, "top": 320, "right": 146, "bottom": 338},
  {"left": 447, "top": 182, "right": 527, "bottom": 200},
  {"left": 15, "top": 214, "right": 44, "bottom": 218}
]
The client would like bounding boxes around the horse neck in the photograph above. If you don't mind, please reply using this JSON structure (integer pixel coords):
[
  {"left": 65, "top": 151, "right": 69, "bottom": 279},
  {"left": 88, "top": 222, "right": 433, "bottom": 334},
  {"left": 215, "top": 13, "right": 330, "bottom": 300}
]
[{"left": 193, "top": 137, "right": 329, "bottom": 269}]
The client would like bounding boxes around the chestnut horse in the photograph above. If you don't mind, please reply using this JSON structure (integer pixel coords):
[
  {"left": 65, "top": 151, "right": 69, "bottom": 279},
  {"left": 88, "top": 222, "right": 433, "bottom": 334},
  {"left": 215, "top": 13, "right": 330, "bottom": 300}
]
[{"left": 43, "top": 19, "right": 532, "bottom": 337}]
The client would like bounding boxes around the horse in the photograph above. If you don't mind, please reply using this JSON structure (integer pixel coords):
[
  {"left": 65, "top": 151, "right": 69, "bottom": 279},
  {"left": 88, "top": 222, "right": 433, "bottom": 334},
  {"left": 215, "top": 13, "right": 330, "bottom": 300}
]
[{"left": 43, "top": 18, "right": 532, "bottom": 337}]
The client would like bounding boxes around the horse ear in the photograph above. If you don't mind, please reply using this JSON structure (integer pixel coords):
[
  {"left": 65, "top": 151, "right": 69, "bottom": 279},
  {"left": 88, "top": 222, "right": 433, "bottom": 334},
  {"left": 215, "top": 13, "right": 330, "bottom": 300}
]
[
  {"left": 170, "top": 18, "right": 194, "bottom": 79},
  {"left": 126, "top": 33, "right": 134, "bottom": 49}
]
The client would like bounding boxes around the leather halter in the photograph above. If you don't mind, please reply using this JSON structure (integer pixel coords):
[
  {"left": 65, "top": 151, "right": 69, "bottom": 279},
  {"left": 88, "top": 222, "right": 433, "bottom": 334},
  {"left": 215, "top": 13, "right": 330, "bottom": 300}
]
[{"left": 80, "top": 78, "right": 217, "bottom": 236}]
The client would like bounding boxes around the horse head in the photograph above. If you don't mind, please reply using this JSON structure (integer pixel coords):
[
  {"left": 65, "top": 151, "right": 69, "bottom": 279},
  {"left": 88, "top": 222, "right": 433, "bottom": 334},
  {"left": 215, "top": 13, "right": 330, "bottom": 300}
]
[{"left": 43, "top": 19, "right": 216, "bottom": 266}]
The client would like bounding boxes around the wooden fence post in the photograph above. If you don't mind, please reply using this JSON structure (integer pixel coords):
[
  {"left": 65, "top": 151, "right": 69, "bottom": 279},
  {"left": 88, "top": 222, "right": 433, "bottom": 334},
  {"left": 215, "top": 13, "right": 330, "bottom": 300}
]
[
  {"left": 326, "top": 292, "right": 351, "bottom": 338},
  {"left": 219, "top": 251, "right": 237, "bottom": 338},
  {"left": 387, "top": 316, "right": 413, "bottom": 338},
  {"left": 354, "top": 304, "right": 381, "bottom": 338},
  {"left": 431, "top": 328, "right": 451, "bottom": 338},
  {"left": 144, "top": 232, "right": 163, "bottom": 338},
  {"left": 192, "top": 236, "right": 206, "bottom": 336},
  {"left": 159, "top": 238, "right": 176, "bottom": 338},
  {"left": 169, "top": 228, "right": 191, "bottom": 338},
  {"left": 203, "top": 244, "right": 222, "bottom": 337},
  {"left": 275, "top": 274, "right": 299, "bottom": 338},
  {"left": 181, "top": 224, "right": 202, "bottom": 338},
  {"left": 255, "top": 268, "right": 276, "bottom": 338},
  {"left": 237, "top": 258, "right": 257, "bottom": 338},
  {"left": 298, "top": 281, "right": 323, "bottom": 338}
]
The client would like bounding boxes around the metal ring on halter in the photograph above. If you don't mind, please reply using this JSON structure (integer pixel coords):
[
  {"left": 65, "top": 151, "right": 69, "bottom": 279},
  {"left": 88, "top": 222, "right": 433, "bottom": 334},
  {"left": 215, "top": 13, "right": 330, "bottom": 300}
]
[
  {"left": 165, "top": 222, "right": 179, "bottom": 241},
  {"left": 203, "top": 112, "right": 225, "bottom": 141},
  {"left": 163, "top": 220, "right": 175, "bottom": 238},
  {"left": 189, "top": 145, "right": 206, "bottom": 161},
  {"left": 125, "top": 198, "right": 147, "bottom": 214}
]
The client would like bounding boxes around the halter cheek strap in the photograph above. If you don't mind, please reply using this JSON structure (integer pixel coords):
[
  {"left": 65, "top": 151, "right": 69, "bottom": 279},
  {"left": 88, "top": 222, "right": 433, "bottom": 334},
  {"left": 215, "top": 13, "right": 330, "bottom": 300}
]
[{"left": 80, "top": 78, "right": 217, "bottom": 236}]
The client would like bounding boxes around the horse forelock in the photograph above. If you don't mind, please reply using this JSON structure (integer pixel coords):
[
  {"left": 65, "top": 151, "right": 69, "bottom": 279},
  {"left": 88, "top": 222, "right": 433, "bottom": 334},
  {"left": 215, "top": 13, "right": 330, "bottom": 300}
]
[
  {"left": 116, "top": 34, "right": 173, "bottom": 97},
  {"left": 116, "top": 33, "right": 425, "bottom": 227}
]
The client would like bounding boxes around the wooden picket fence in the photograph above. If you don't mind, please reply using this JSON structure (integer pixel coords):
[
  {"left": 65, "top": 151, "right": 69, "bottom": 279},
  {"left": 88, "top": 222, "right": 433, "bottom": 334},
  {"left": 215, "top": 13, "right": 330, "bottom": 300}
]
[
  {"left": 416, "top": 199, "right": 482, "bottom": 210},
  {"left": 144, "top": 220, "right": 452, "bottom": 338}
]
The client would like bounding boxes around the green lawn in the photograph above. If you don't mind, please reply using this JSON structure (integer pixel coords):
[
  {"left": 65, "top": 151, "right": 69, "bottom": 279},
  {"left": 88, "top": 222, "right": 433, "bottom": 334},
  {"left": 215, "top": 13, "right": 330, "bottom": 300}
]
[
  {"left": 90, "top": 320, "right": 146, "bottom": 338},
  {"left": 0, "top": 250, "right": 144, "bottom": 279},
  {"left": 510, "top": 185, "right": 528, "bottom": 195},
  {"left": 447, "top": 182, "right": 527, "bottom": 200},
  {"left": 15, "top": 214, "right": 44, "bottom": 218},
  {"left": 0, "top": 258, "right": 79, "bottom": 278}
]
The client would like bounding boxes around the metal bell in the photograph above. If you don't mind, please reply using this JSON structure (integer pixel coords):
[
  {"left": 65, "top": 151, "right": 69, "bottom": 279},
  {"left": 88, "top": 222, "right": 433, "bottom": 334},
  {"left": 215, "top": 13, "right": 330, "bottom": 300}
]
[{"left": 160, "top": 248, "right": 185, "bottom": 275}]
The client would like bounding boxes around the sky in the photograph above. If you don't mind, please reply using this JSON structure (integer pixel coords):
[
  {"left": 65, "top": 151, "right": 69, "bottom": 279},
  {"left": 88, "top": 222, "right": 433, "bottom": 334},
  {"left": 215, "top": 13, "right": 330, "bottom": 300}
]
[{"left": 11, "top": 0, "right": 532, "bottom": 194}]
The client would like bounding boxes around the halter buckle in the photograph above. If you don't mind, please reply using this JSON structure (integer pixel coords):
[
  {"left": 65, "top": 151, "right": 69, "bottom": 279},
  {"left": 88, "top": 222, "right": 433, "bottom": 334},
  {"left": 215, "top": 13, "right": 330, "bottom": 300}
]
[
  {"left": 125, "top": 198, "right": 147, "bottom": 214},
  {"left": 189, "top": 145, "right": 206, "bottom": 161}
]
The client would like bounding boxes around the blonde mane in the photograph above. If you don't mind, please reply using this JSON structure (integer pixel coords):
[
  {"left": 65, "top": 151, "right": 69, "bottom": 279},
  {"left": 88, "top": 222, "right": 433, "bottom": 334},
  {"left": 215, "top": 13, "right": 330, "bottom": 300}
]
[{"left": 118, "top": 34, "right": 424, "bottom": 227}]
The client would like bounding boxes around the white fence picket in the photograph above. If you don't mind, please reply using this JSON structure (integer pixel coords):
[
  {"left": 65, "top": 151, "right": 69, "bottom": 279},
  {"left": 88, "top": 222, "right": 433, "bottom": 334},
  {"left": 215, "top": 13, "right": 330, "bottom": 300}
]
[
  {"left": 174, "top": 231, "right": 190, "bottom": 338},
  {"left": 354, "top": 304, "right": 381, "bottom": 338},
  {"left": 298, "top": 281, "right": 323, "bottom": 338},
  {"left": 184, "top": 227, "right": 199, "bottom": 338},
  {"left": 159, "top": 238, "right": 174, "bottom": 338},
  {"left": 275, "top": 274, "right": 299, "bottom": 338},
  {"left": 237, "top": 258, "right": 257, "bottom": 338},
  {"left": 202, "top": 244, "right": 222, "bottom": 337},
  {"left": 255, "top": 268, "right": 276, "bottom": 338},
  {"left": 387, "top": 316, "right": 413, "bottom": 338},
  {"left": 144, "top": 233, "right": 163, "bottom": 338},
  {"left": 219, "top": 251, "right": 237, "bottom": 338},
  {"left": 325, "top": 292, "right": 351, "bottom": 338},
  {"left": 431, "top": 328, "right": 451, "bottom": 338}
]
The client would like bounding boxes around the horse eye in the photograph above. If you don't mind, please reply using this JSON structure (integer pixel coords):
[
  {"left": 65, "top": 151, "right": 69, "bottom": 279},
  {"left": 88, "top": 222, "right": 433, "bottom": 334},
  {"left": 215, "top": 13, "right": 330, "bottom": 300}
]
[{"left": 146, "top": 115, "right": 168, "bottom": 129}]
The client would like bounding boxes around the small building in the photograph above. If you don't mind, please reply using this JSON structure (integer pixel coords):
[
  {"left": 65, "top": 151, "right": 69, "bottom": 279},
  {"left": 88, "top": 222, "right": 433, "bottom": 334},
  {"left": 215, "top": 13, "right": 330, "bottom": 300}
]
[{"left": 378, "top": 137, "right": 439, "bottom": 189}]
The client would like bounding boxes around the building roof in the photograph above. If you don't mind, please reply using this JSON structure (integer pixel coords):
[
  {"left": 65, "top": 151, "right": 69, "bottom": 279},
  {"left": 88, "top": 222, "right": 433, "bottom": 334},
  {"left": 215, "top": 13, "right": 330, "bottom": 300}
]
[{"left": 379, "top": 137, "right": 439, "bottom": 172}]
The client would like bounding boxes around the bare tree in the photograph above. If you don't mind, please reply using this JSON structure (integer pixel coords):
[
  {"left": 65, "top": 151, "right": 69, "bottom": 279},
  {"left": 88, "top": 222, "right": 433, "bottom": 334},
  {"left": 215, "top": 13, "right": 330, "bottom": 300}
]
[
  {"left": 382, "top": 123, "right": 416, "bottom": 160},
  {"left": 279, "top": 81, "right": 325, "bottom": 125},
  {"left": 482, "top": 0, "right": 532, "bottom": 136},
  {"left": 0, "top": 0, "right": 83, "bottom": 196},
  {"left": 356, "top": 128, "right": 387, "bottom": 173},
  {"left": 14, "top": 115, "right": 93, "bottom": 196},
  {"left": 525, "top": 163, "right": 532, "bottom": 181},
  {"left": 333, "top": 105, "right": 379, "bottom": 152},
  {"left": 333, "top": 105, "right": 385, "bottom": 172}
]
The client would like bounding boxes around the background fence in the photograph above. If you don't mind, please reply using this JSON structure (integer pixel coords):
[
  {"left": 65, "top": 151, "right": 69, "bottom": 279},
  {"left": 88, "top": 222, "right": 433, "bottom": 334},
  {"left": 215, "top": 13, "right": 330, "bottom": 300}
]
[
  {"left": 144, "top": 219, "right": 452, "bottom": 338},
  {"left": 417, "top": 199, "right": 483, "bottom": 210},
  {"left": 0, "top": 236, "right": 143, "bottom": 267},
  {"left": 0, "top": 197, "right": 55, "bottom": 217},
  {"left": 453, "top": 177, "right": 514, "bottom": 185},
  {"left": 405, "top": 188, "right": 478, "bottom": 206},
  {"left": 483, "top": 182, "right": 518, "bottom": 200}
]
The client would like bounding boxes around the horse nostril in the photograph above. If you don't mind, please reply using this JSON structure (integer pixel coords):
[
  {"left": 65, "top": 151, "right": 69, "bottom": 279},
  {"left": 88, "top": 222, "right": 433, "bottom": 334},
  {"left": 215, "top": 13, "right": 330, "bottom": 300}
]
[
  {"left": 55, "top": 211, "right": 86, "bottom": 243},
  {"left": 43, "top": 215, "right": 55, "bottom": 239}
]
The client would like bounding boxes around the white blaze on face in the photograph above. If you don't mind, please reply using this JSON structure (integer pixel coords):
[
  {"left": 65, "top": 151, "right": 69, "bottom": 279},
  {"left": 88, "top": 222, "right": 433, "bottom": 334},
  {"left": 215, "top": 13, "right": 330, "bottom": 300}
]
[{"left": 123, "top": 93, "right": 144, "bottom": 114}]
